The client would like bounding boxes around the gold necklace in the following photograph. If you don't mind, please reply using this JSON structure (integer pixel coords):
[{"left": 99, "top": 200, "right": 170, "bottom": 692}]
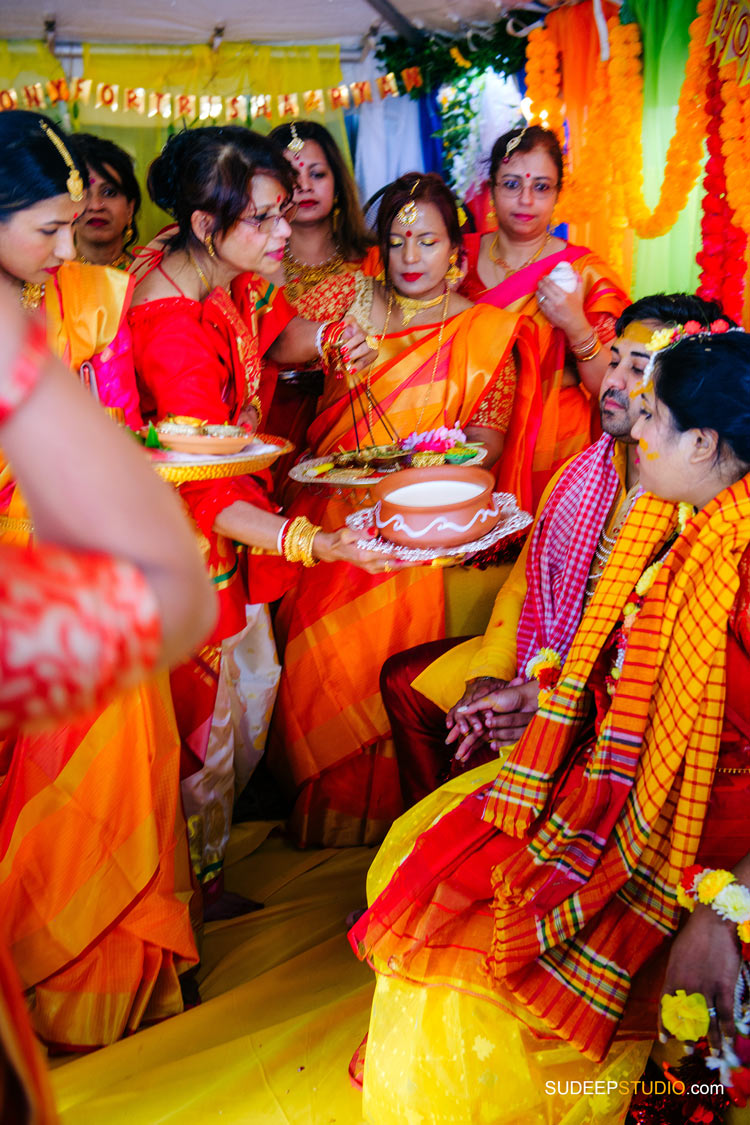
[
  {"left": 283, "top": 243, "right": 343, "bottom": 281},
  {"left": 367, "top": 287, "right": 394, "bottom": 435},
  {"left": 21, "top": 282, "right": 44, "bottom": 309},
  {"left": 283, "top": 243, "right": 344, "bottom": 301},
  {"left": 489, "top": 232, "right": 552, "bottom": 278},
  {"left": 414, "top": 288, "right": 451, "bottom": 432},
  {"left": 188, "top": 250, "right": 212, "bottom": 295},
  {"left": 77, "top": 250, "right": 131, "bottom": 270},
  {"left": 393, "top": 288, "right": 446, "bottom": 329}
]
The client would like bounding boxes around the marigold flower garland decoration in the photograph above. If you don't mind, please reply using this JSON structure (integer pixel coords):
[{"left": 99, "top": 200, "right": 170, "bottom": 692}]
[
  {"left": 523, "top": 2, "right": 712, "bottom": 242},
  {"left": 606, "top": 2, "right": 711, "bottom": 240},
  {"left": 720, "top": 58, "right": 750, "bottom": 236},
  {"left": 697, "top": 63, "right": 748, "bottom": 323},
  {"left": 524, "top": 26, "right": 565, "bottom": 153}
]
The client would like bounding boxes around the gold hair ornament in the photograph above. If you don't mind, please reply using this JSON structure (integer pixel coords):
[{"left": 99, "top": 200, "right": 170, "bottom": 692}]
[
  {"left": 502, "top": 125, "right": 529, "bottom": 165},
  {"left": 397, "top": 179, "right": 420, "bottom": 226},
  {"left": 39, "top": 121, "right": 84, "bottom": 202},
  {"left": 287, "top": 122, "right": 305, "bottom": 155}
]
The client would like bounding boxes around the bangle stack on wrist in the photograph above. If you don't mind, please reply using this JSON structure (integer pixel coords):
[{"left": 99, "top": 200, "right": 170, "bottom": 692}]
[
  {"left": 570, "top": 331, "right": 601, "bottom": 362},
  {"left": 0, "top": 316, "right": 48, "bottom": 425},
  {"left": 317, "top": 321, "right": 350, "bottom": 380},
  {"left": 281, "top": 515, "right": 321, "bottom": 567}
]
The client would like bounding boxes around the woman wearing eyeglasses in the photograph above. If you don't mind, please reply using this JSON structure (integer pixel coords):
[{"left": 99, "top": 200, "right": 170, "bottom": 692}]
[
  {"left": 461, "top": 125, "right": 628, "bottom": 503},
  {"left": 129, "top": 127, "right": 385, "bottom": 907}
]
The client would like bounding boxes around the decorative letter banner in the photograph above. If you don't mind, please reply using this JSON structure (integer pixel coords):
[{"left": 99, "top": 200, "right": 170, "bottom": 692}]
[{"left": 0, "top": 68, "right": 424, "bottom": 117}]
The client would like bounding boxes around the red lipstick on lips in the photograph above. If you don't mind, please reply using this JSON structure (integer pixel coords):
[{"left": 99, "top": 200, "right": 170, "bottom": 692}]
[{"left": 401, "top": 272, "right": 423, "bottom": 282}]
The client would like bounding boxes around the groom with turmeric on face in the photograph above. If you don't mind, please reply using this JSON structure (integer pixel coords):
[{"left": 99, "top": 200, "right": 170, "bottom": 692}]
[{"left": 381, "top": 293, "right": 732, "bottom": 807}]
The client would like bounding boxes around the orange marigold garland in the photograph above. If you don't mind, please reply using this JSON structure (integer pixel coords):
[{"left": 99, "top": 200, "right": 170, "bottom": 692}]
[
  {"left": 607, "top": 0, "right": 712, "bottom": 240},
  {"left": 524, "top": 25, "right": 565, "bottom": 153},
  {"left": 697, "top": 62, "right": 747, "bottom": 323},
  {"left": 719, "top": 60, "right": 750, "bottom": 236}
]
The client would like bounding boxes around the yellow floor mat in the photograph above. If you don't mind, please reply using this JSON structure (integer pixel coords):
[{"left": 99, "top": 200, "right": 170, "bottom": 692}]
[{"left": 51, "top": 823, "right": 373, "bottom": 1124}]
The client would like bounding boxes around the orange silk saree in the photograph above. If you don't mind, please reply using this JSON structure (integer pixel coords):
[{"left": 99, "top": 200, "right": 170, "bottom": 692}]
[{"left": 267, "top": 303, "right": 539, "bottom": 847}]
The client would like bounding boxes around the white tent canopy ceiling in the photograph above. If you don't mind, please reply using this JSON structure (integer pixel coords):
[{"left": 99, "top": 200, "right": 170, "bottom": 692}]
[{"left": 3, "top": 1, "right": 565, "bottom": 49}]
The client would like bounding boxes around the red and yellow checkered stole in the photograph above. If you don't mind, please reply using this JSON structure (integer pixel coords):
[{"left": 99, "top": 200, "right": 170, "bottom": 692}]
[{"left": 482, "top": 473, "right": 750, "bottom": 1059}]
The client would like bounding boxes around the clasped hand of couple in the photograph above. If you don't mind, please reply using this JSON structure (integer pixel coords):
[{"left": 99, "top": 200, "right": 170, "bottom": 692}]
[{"left": 445, "top": 676, "right": 540, "bottom": 763}]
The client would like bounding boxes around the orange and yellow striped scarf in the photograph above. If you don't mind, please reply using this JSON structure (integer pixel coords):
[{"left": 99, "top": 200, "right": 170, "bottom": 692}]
[{"left": 482, "top": 474, "right": 750, "bottom": 1060}]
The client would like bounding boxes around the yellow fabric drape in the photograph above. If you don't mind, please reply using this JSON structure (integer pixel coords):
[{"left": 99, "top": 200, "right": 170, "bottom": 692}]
[
  {"left": 0, "top": 40, "right": 64, "bottom": 96},
  {"left": 72, "top": 43, "right": 347, "bottom": 243}
]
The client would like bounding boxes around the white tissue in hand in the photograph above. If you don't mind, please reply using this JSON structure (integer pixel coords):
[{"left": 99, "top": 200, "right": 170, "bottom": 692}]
[{"left": 546, "top": 261, "right": 578, "bottom": 293}]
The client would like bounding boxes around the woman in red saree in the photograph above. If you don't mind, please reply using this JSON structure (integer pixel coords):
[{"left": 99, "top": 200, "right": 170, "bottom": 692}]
[
  {"left": 351, "top": 324, "right": 750, "bottom": 1122},
  {"left": 130, "top": 127, "right": 387, "bottom": 901},
  {"left": 0, "top": 111, "right": 206, "bottom": 1050},
  {"left": 461, "top": 125, "right": 628, "bottom": 503},
  {"left": 267, "top": 173, "right": 540, "bottom": 848}
]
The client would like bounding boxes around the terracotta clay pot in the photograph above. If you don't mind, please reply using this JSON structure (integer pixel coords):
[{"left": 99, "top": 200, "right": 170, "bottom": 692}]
[{"left": 373, "top": 465, "right": 502, "bottom": 548}]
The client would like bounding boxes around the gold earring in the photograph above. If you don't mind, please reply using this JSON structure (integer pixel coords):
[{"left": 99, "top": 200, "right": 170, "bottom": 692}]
[
  {"left": 487, "top": 197, "right": 497, "bottom": 227},
  {"left": 205, "top": 233, "right": 216, "bottom": 258},
  {"left": 124, "top": 223, "right": 134, "bottom": 243},
  {"left": 445, "top": 251, "right": 462, "bottom": 285},
  {"left": 332, "top": 199, "right": 340, "bottom": 230}
]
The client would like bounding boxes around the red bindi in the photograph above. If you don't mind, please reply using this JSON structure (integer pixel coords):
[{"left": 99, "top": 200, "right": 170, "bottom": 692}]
[
  {"left": 525, "top": 173, "right": 530, "bottom": 178},
  {"left": 405, "top": 230, "right": 412, "bottom": 238},
  {"left": 276, "top": 194, "right": 282, "bottom": 202}
]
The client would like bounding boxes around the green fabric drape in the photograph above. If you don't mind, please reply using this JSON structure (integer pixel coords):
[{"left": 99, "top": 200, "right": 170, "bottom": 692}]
[{"left": 627, "top": 0, "right": 703, "bottom": 298}]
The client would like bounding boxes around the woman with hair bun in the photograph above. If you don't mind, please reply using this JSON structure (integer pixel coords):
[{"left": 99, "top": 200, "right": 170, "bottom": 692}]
[
  {"left": 130, "top": 126, "right": 386, "bottom": 905},
  {"left": 268, "top": 171, "right": 540, "bottom": 848},
  {"left": 462, "top": 125, "right": 628, "bottom": 503},
  {"left": 0, "top": 110, "right": 200, "bottom": 1052},
  {"left": 69, "top": 132, "right": 141, "bottom": 269},
  {"left": 351, "top": 320, "right": 750, "bottom": 1123}
]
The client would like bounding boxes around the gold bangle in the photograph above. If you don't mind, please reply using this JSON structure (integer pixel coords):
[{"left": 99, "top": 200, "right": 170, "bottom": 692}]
[
  {"left": 283, "top": 515, "right": 321, "bottom": 567},
  {"left": 575, "top": 339, "right": 602, "bottom": 362},
  {"left": 571, "top": 331, "right": 601, "bottom": 361},
  {"left": 249, "top": 394, "right": 263, "bottom": 428}
]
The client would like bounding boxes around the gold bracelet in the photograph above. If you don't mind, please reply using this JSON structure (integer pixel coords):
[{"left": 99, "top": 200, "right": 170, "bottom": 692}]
[
  {"left": 576, "top": 338, "right": 601, "bottom": 361},
  {"left": 282, "top": 515, "right": 321, "bottom": 567},
  {"left": 249, "top": 394, "right": 263, "bottom": 428},
  {"left": 571, "top": 331, "right": 601, "bottom": 361}
]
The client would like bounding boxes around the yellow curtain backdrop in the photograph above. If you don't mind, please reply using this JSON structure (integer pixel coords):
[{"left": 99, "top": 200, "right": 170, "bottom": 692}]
[
  {"left": 77, "top": 43, "right": 347, "bottom": 242},
  {"left": 0, "top": 40, "right": 65, "bottom": 98},
  {"left": 0, "top": 41, "right": 346, "bottom": 244}
]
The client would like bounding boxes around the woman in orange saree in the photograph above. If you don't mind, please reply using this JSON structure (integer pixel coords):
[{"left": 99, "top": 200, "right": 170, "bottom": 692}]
[
  {"left": 0, "top": 110, "right": 200, "bottom": 1050},
  {"left": 263, "top": 121, "right": 379, "bottom": 496},
  {"left": 350, "top": 324, "right": 750, "bottom": 1123},
  {"left": 460, "top": 125, "right": 628, "bottom": 504},
  {"left": 267, "top": 173, "right": 540, "bottom": 848}
]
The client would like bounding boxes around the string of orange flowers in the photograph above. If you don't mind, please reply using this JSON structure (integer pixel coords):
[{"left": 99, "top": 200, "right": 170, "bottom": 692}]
[
  {"left": 719, "top": 60, "right": 750, "bottom": 235},
  {"left": 603, "top": 2, "right": 711, "bottom": 239},
  {"left": 523, "top": 0, "right": 712, "bottom": 242},
  {"left": 524, "top": 26, "right": 565, "bottom": 152}
]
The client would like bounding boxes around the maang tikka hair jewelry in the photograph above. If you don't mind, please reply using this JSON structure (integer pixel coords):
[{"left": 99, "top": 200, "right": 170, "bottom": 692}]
[
  {"left": 397, "top": 179, "right": 420, "bottom": 226},
  {"left": 39, "top": 120, "right": 84, "bottom": 202},
  {"left": 502, "top": 125, "right": 529, "bottom": 165},
  {"left": 287, "top": 122, "right": 305, "bottom": 155}
]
